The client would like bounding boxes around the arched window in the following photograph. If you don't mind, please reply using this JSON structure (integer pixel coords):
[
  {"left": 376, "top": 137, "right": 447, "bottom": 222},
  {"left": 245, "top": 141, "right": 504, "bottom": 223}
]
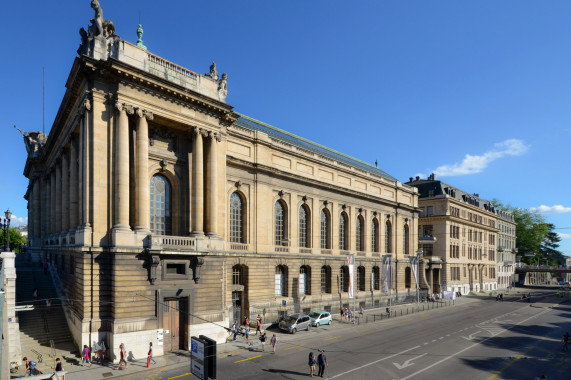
[
  {"left": 299, "top": 266, "right": 311, "bottom": 295},
  {"left": 321, "top": 266, "right": 331, "bottom": 294},
  {"left": 320, "top": 209, "right": 331, "bottom": 249},
  {"left": 299, "top": 205, "right": 310, "bottom": 248},
  {"left": 356, "top": 215, "right": 365, "bottom": 252},
  {"left": 405, "top": 267, "right": 412, "bottom": 288},
  {"left": 385, "top": 220, "right": 392, "bottom": 253},
  {"left": 357, "top": 266, "right": 366, "bottom": 291},
  {"left": 232, "top": 264, "right": 247, "bottom": 285},
  {"left": 275, "top": 201, "right": 287, "bottom": 246},
  {"left": 339, "top": 266, "right": 349, "bottom": 292},
  {"left": 403, "top": 224, "right": 409, "bottom": 255},
  {"left": 372, "top": 266, "right": 380, "bottom": 290},
  {"left": 229, "top": 192, "right": 245, "bottom": 243},
  {"left": 339, "top": 212, "right": 348, "bottom": 250},
  {"left": 150, "top": 175, "right": 171, "bottom": 235},
  {"left": 371, "top": 218, "right": 379, "bottom": 253},
  {"left": 275, "top": 265, "right": 288, "bottom": 296}
]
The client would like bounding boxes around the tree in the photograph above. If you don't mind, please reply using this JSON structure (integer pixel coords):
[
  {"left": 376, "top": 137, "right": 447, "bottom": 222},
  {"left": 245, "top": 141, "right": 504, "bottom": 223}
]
[
  {"left": 0, "top": 227, "right": 26, "bottom": 252},
  {"left": 539, "top": 224, "right": 565, "bottom": 265}
]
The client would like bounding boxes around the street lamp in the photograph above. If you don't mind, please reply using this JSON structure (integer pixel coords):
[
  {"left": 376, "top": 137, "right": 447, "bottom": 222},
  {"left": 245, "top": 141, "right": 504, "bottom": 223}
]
[
  {"left": 1, "top": 209, "right": 11, "bottom": 251},
  {"left": 415, "top": 249, "right": 423, "bottom": 309}
]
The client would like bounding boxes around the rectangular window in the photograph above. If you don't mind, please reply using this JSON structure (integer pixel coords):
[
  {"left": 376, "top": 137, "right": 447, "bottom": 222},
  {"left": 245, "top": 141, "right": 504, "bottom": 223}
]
[
  {"left": 426, "top": 206, "right": 433, "bottom": 216},
  {"left": 275, "top": 274, "right": 283, "bottom": 296},
  {"left": 299, "top": 272, "right": 306, "bottom": 295},
  {"left": 166, "top": 263, "right": 185, "bottom": 275}
]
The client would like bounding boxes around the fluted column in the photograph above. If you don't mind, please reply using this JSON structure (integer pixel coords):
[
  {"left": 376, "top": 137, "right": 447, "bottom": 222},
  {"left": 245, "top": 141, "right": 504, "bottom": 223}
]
[
  {"left": 114, "top": 102, "right": 132, "bottom": 229},
  {"left": 50, "top": 170, "right": 56, "bottom": 234},
  {"left": 191, "top": 127, "right": 204, "bottom": 235},
  {"left": 61, "top": 149, "right": 69, "bottom": 232},
  {"left": 69, "top": 137, "right": 79, "bottom": 229},
  {"left": 135, "top": 108, "right": 153, "bottom": 232},
  {"left": 42, "top": 176, "right": 49, "bottom": 238},
  {"left": 206, "top": 132, "right": 219, "bottom": 236}
]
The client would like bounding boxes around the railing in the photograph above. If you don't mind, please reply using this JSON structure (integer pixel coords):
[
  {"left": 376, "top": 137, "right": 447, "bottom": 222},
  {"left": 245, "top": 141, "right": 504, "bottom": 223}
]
[
  {"left": 321, "top": 249, "right": 332, "bottom": 255},
  {"left": 275, "top": 247, "right": 289, "bottom": 253},
  {"left": 300, "top": 248, "right": 312, "bottom": 254},
  {"left": 230, "top": 243, "right": 248, "bottom": 251},
  {"left": 150, "top": 235, "right": 196, "bottom": 250},
  {"left": 148, "top": 54, "right": 198, "bottom": 81}
]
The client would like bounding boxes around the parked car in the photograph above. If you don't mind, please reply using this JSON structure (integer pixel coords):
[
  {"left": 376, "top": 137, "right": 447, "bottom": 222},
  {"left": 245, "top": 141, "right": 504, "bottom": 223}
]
[
  {"left": 278, "top": 313, "right": 311, "bottom": 334},
  {"left": 309, "top": 311, "right": 332, "bottom": 327}
]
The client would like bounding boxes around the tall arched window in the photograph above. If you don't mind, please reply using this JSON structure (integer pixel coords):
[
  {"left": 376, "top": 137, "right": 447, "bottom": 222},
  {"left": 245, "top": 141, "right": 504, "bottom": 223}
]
[
  {"left": 150, "top": 175, "right": 171, "bottom": 235},
  {"left": 339, "top": 212, "right": 348, "bottom": 250},
  {"left": 372, "top": 266, "right": 380, "bottom": 290},
  {"left": 275, "top": 265, "right": 288, "bottom": 296},
  {"left": 339, "top": 266, "right": 349, "bottom": 292},
  {"left": 403, "top": 224, "right": 410, "bottom": 255},
  {"left": 299, "top": 205, "right": 310, "bottom": 248},
  {"left": 371, "top": 218, "right": 379, "bottom": 253},
  {"left": 405, "top": 267, "right": 412, "bottom": 288},
  {"left": 357, "top": 266, "right": 366, "bottom": 291},
  {"left": 385, "top": 220, "right": 392, "bottom": 253},
  {"left": 229, "top": 192, "right": 245, "bottom": 243},
  {"left": 321, "top": 265, "right": 331, "bottom": 293},
  {"left": 356, "top": 215, "right": 365, "bottom": 252},
  {"left": 320, "top": 209, "right": 331, "bottom": 249},
  {"left": 299, "top": 266, "right": 311, "bottom": 295},
  {"left": 275, "top": 201, "right": 287, "bottom": 246}
]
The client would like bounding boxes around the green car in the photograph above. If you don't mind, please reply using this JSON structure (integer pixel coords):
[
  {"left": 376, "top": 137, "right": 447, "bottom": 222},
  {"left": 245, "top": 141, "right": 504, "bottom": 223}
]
[{"left": 309, "top": 311, "right": 332, "bottom": 327}]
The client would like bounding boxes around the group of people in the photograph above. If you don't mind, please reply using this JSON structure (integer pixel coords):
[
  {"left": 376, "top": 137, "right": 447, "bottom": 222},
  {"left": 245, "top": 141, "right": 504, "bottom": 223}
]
[
  {"left": 340, "top": 307, "right": 363, "bottom": 321},
  {"left": 308, "top": 351, "right": 328, "bottom": 377},
  {"left": 495, "top": 293, "right": 504, "bottom": 301}
]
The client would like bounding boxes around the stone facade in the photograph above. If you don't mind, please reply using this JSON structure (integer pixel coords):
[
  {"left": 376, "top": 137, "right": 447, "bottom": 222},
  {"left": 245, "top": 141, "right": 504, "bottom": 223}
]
[
  {"left": 406, "top": 175, "right": 500, "bottom": 295},
  {"left": 495, "top": 209, "right": 517, "bottom": 289},
  {"left": 20, "top": 3, "right": 420, "bottom": 361}
]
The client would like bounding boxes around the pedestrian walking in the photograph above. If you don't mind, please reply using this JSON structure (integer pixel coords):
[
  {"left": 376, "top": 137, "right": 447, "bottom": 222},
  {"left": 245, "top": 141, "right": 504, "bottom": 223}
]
[
  {"left": 562, "top": 332, "right": 570, "bottom": 352},
  {"left": 82, "top": 345, "right": 92, "bottom": 367},
  {"left": 339, "top": 307, "right": 343, "bottom": 320},
  {"left": 232, "top": 320, "right": 239, "bottom": 340},
  {"left": 317, "top": 351, "right": 328, "bottom": 377},
  {"left": 244, "top": 315, "right": 249, "bottom": 327},
  {"left": 245, "top": 324, "right": 251, "bottom": 346},
  {"left": 147, "top": 342, "right": 156, "bottom": 366},
  {"left": 255, "top": 314, "right": 263, "bottom": 335},
  {"left": 55, "top": 357, "right": 63, "bottom": 372},
  {"left": 359, "top": 306, "right": 364, "bottom": 317},
  {"left": 114, "top": 343, "right": 128, "bottom": 370},
  {"left": 259, "top": 332, "right": 267, "bottom": 351},
  {"left": 270, "top": 333, "right": 278, "bottom": 353},
  {"left": 308, "top": 352, "right": 317, "bottom": 377}
]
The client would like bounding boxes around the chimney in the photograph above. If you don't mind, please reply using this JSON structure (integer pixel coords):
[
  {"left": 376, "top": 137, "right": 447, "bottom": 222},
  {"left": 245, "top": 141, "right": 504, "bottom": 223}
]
[
  {"left": 428, "top": 173, "right": 436, "bottom": 181},
  {"left": 409, "top": 177, "right": 413, "bottom": 182},
  {"left": 415, "top": 176, "right": 420, "bottom": 181}
]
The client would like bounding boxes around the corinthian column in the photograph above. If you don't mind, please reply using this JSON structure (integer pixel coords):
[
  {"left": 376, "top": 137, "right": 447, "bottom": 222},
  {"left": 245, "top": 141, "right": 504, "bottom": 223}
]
[
  {"left": 206, "top": 132, "right": 219, "bottom": 236},
  {"left": 135, "top": 108, "right": 153, "bottom": 232},
  {"left": 61, "top": 148, "right": 69, "bottom": 232},
  {"left": 191, "top": 127, "right": 204, "bottom": 235},
  {"left": 114, "top": 102, "right": 132, "bottom": 230},
  {"left": 69, "top": 137, "right": 79, "bottom": 229},
  {"left": 55, "top": 159, "right": 62, "bottom": 234}
]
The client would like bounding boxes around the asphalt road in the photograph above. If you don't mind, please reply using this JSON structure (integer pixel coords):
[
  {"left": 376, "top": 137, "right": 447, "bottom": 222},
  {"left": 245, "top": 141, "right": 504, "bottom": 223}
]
[{"left": 125, "top": 291, "right": 571, "bottom": 380}]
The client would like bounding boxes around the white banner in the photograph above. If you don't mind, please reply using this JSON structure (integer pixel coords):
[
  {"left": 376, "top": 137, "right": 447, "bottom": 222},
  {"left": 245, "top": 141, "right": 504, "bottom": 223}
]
[
  {"left": 347, "top": 254, "right": 355, "bottom": 299},
  {"left": 382, "top": 255, "right": 392, "bottom": 293},
  {"left": 409, "top": 257, "right": 419, "bottom": 286}
]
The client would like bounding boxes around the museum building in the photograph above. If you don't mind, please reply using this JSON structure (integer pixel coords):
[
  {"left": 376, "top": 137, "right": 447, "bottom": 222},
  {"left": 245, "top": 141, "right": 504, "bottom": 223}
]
[{"left": 21, "top": 3, "right": 421, "bottom": 359}]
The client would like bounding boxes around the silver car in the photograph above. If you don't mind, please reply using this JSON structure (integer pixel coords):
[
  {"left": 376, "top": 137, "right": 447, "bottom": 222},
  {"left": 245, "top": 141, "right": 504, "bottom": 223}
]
[{"left": 278, "top": 313, "right": 312, "bottom": 334}]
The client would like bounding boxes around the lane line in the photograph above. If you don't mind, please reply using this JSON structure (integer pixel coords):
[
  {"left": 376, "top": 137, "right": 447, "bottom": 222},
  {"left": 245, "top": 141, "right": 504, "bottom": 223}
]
[
  {"left": 285, "top": 344, "right": 305, "bottom": 351},
  {"left": 328, "top": 346, "right": 421, "bottom": 379},
  {"left": 324, "top": 336, "right": 340, "bottom": 341},
  {"left": 234, "top": 355, "right": 262, "bottom": 363},
  {"left": 168, "top": 373, "right": 192, "bottom": 379},
  {"left": 396, "top": 308, "right": 552, "bottom": 380},
  {"left": 486, "top": 338, "right": 546, "bottom": 380}
]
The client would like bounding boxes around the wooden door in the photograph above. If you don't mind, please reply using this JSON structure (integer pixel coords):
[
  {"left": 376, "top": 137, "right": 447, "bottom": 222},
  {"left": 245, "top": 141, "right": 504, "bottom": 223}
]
[{"left": 162, "top": 298, "right": 187, "bottom": 351}]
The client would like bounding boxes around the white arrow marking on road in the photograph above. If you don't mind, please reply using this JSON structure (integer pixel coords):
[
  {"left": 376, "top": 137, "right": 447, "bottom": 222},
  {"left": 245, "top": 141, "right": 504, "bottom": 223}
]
[
  {"left": 462, "top": 331, "right": 481, "bottom": 341},
  {"left": 393, "top": 353, "right": 428, "bottom": 370}
]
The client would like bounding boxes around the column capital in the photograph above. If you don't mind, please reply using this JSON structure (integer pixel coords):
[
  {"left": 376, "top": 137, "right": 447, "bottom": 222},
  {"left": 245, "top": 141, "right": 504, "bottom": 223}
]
[
  {"left": 116, "top": 101, "right": 135, "bottom": 115},
  {"left": 78, "top": 98, "right": 91, "bottom": 116},
  {"left": 136, "top": 108, "right": 154, "bottom": 121}
]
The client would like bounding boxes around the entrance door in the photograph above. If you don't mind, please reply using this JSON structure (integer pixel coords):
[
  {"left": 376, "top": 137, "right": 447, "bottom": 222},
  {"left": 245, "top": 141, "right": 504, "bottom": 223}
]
[
  {"left": 162, "top": 298, "right": 187, "bottom": 351},
  {"left": 232, "top": 291, "right": 242, "bottom": 324}
]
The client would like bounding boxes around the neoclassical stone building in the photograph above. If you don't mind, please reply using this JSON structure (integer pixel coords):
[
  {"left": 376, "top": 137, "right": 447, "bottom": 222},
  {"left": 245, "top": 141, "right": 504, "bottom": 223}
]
[
  {"left": 495, "top": 208, "right": 517, "bottom": 289},
  {"left": 406, "top": 175, "right": 499, "bottom": 294},
  {"left": 22, "top": 3, "right": 420, "bottom": 359}
]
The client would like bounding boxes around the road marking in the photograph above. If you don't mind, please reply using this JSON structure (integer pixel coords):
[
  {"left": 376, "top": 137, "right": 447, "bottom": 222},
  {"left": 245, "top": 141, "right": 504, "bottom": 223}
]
[
  {"left": 324, "top": 336, "right": 340, "bottom": 341},
  {"left": 486, "top": 337, "right": 546, "bottom": 380},
  {"left": 438, "top": 337, "right": 443, "bottom": 340},
  {"left": 234, "top": 355, "right": 262, "bottom": 363},
  {"left": 431, "top": 340, "right": 436, "bottom": 342},
  {"left": 285, "top": 344, "right": 305, "bottom": 350},
  {"left": 393, "top": 353, "right": 428, "bottom": 370},
  {"left": 328, "top": 345, "right": 421, "bottom": 379},
  {"left": 462, "top": 331, "right": 481, "bottom": 341},
  {"left": 395, "top": 308, "right": 552, "bottom": 380},
  {"left": 358, "top": 329, "right": 370, "bottom": 333},
  {"left": 168, "top": 374, "right": 192, "bottom": 379}
]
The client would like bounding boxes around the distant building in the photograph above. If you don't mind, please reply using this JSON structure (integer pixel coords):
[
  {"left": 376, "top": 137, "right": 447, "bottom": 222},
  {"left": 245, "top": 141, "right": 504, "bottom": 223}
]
[
  {"left": 406, "top": 174, "right": 499, "bottom": 294},
  {"left": 20, "top": 2, "right": 419, "bottom": 359},
  {"left": 495, "top": 209, "right": 517, "bottom": 289}
]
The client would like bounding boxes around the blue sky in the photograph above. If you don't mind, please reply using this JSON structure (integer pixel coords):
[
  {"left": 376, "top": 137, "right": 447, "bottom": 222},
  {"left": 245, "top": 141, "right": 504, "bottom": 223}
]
[{"left": 1, "top": 1, "right": 569, "bottom": 255}]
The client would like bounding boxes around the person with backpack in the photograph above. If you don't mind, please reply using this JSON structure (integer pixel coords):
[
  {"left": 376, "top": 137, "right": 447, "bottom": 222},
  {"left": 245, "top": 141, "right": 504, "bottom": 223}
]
[
  {"left": 308, "top": 352, "right": 317, "bottom": 377},
  {"left": 259, "top": 332, "right": 267, "bottom": 351},
  {"left": 82, "top": 345, "right": 92, "bottom": 367}
]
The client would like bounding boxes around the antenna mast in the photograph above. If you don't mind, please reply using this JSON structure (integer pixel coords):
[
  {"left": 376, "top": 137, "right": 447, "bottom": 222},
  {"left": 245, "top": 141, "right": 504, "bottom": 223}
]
[{"left": 43, "top": 67, "right": 45, "bottom": 134}]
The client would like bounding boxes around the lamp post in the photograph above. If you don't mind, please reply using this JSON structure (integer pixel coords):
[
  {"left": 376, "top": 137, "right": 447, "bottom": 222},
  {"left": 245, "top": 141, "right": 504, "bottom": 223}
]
[
  {"left": 2, "top": 209, "right": 11, "bottom": 251},
  {"left": 415, "top": 249, "right": 423, "bottom": 309}
]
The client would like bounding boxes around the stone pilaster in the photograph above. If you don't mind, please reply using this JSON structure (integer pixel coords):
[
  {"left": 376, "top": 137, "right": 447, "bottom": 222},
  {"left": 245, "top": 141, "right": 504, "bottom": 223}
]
[
  {"left": 55, "top": 158, "right": 62, "bottom": 235},
  {"left": 32, "top": 178, "right": 40, "bottom": 246},
  {"left": 61, "top": 148, "right": 70, "bottom": 232},
  {"left": 50, "top": 169, "right": 56, "bottom": 235},
  {"left": 191, "top": 127, "right": 204, "bottom": 235},
  {"left": 69, "top": 136, "right": 79, "bottom": 229},
  {"left": 114, "top": 101, "right": 133, "bottom": 230},
  {"left": 1, "top": 251, "right": 21, "bottom": 372},
  {"left": 206, "top": 132, "right": 219, "bottom": 237},
  {"left": 135, "top": 108, "right": 153, "bottom": 233}
]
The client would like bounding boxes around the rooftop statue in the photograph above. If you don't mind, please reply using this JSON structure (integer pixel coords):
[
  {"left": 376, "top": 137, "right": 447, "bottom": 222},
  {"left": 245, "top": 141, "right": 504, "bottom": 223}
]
[
  {"left": 136, "top": 24, "right": 147, "bottom": 50},
  {"left": 14, "top": 126, "right": 47, "bottom": 159},
  {"left": 218, "top": 73, "right": 228, "bottom": 101},
  {"left": 78, "top": 0, "right": 119, "bottom": 59},
  {"left": 205, "top": 61, "right": 219, "bottom": 80},
  {"left": 90, "top": 0, "right": 115, "bottom": 37}
]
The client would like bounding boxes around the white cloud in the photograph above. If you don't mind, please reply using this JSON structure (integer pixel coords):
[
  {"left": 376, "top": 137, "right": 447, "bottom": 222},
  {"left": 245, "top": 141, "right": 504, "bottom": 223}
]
[
  {"left": 529, "top": 205, "right": 571, "bottom": 214},
  {"left": 432, "top": 139, "right": 529, "bottom": 177},
  {"left": 8, "top": 214, "right": 27, "bottom": 227},
  {"left": 559, "top": 233, "right": 571, "bottom": 239}
]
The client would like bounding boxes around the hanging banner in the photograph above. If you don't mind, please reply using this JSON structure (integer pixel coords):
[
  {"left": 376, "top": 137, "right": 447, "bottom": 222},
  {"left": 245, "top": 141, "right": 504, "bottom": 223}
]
[
  {"left": 347, "top": 254, "right": 355, "bottom": 299},
  {"left": 382, "top": 255, "right": 392, "bottom": 293},
  {"left": 409, "top": 257, "right": 419, "bottom": 285}
]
